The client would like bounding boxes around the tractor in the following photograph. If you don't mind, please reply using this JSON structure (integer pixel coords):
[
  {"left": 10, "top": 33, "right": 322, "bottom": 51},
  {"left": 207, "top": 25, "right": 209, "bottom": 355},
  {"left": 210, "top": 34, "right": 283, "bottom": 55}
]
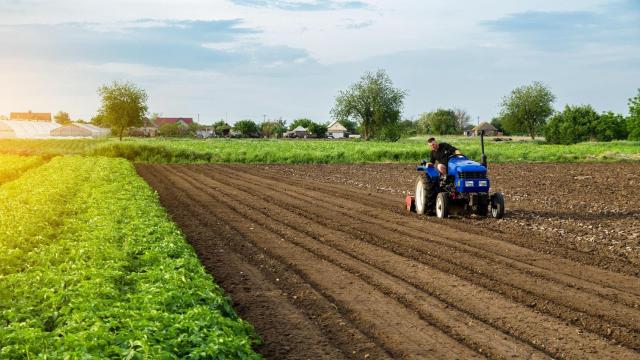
[{"left": 406, "top": 131, "right": 505, "bottom": 219}]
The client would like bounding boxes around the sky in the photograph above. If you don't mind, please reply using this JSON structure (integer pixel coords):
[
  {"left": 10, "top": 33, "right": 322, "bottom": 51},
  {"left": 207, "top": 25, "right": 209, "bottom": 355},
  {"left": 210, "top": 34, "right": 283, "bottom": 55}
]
[{"left": 0, "top": 0, "right": 638, "bottom": 125}]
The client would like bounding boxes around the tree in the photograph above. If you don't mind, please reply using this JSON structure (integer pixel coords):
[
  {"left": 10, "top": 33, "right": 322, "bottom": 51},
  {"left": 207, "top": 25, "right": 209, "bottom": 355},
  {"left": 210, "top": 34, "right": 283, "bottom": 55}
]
[
  {"left": 594, "top": 112, "right": 627, "bottom": 141},
  {"left": 97, "top": 81, "right": 148, "bottom": 140},
  {"left": 307, "top": 122, "right": 328, "bottom": 137},
  {"left": 490, "top": 117, "right": 508, "bottom": 135},
  {"left": 398, "top": 119, "right": 418, "bottom": 137},
  {"left": 500, "top": 82, "right": 555, "bottom": 139},
  {"left": 233, "top": 119, "right": 258, "bottom": 137},
  {"left": 91, "top": 113, "right": 107, "bottom": 127},
  {"left": 338, "top": 119, "right": 358, "bottom": 134},
  {"left": 628, "top": 89, "right": 640, "bottom": 140},
  {"left": 416, "top": 113, "right": 431, "bottom": 134},
  {"left": 288, "top": 118, "right": 314, "bottom": 131},
  {"left": 426, "top": 109, "right": 459, "bottom": 135},
  {"left": 545, "top": 105, "right": 599, "bottom": 144},
  {"left": 212, "top": 120, "right": 231, "bottom": 137},
  {"left": 453, "top": 108, "right": 470, "bottom": 133},
  {"left": 331, "top": 69, "right": 406, "bottom": 140},
  {"left": 54, "top": 111, "right": 71, "bottom": 125},
  {"left": 260, "top": 120, "right": 286, "bottom": 138}
]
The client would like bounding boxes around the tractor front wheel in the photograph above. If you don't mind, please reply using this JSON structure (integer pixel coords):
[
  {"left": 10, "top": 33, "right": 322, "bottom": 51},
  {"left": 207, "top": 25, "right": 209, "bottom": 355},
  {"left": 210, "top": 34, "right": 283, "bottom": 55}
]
[
  {"left": 491, "top": 192, "right": 505, "bottom": 219},
  {"left": 436, "top": 192, "right": 449, "bottom": 218}
]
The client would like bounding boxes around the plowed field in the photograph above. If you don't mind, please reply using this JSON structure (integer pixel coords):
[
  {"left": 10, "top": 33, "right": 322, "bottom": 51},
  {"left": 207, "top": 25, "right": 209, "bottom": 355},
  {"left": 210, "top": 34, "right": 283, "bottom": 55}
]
[{"left": 137, "top": 163, "right": 640, "bottom": 360}]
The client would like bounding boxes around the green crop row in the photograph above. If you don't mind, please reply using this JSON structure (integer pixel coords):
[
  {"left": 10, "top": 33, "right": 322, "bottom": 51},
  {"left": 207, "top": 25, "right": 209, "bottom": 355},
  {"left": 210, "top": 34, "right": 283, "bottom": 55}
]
[
  {"left": 0, "top": 155, "right": 46, "bottom": 184},
  {"left": 0, "top": 137, "right": 639, "bottom": 164},
  {"left": 0, "top": 156, "right": 260, "bottom": 359}
]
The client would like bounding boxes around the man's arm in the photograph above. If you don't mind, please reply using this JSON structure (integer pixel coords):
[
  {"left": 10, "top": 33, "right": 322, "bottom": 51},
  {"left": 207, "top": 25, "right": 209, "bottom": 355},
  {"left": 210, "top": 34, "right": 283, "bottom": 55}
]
[
  {"left": 446, "top": 143, "right": 462, "bottom": 156},
  {"left": 428, "top": 151, "right": 436, "bottom": 166}
]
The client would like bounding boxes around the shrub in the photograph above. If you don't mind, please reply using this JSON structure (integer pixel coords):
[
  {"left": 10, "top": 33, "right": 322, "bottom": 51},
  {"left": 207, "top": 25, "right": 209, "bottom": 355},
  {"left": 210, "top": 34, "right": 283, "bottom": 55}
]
[{"left": 545, "top": 105, "right": 600, "bottom": 144}]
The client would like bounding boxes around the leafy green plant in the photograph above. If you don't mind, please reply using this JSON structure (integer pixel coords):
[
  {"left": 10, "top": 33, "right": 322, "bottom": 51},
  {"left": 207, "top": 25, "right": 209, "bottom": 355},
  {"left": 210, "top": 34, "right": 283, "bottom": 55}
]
[{"left": 0, "top": 157, "right": 261, "bottom": 358}]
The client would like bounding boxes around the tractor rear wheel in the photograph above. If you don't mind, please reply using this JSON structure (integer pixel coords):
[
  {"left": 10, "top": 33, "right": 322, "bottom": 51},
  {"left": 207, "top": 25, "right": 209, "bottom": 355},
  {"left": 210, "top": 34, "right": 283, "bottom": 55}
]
[
  {"left": 491, "top": 192, "right": 505, "bottom": 219},
  {"left": 436, "top": 192, "right": 449, "bottom": 218},
  {"left": 415, "top": 174, "right": 436, "bottom": 215}
]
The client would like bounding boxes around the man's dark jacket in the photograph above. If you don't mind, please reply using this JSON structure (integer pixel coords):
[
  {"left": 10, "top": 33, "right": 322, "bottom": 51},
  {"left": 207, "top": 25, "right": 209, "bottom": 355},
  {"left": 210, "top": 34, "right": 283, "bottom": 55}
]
[{"left": 430, "top": 143, "right": 458, "bottom": 165}]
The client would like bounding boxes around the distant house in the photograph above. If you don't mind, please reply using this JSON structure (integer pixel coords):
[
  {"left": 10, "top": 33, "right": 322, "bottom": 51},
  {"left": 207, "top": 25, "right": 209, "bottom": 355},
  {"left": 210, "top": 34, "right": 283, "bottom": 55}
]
[
  {"left": 154, "top": 117, "right": 194, "bottom": 127},
  {"left": 468, "top": 122, "right": 501, "bottom": 137},
  {"left": 10, "top": 111, "right": 52, "bottom": 122},
  {"left": 50, "top": 123, "right": 110, "bottom": 138},
  {"left": 284, "top": 126, "right": 309, "bottom": 138},
  {"left": 327, "top": 121, "right": 348, "bottom": 138},
  {"left": 196, "top": 126, "right": 214, "bottom": 139}
]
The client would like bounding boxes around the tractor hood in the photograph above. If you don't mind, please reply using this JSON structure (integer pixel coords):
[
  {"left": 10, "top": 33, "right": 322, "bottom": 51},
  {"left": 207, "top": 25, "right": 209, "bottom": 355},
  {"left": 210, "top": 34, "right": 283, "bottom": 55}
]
[{"left": 447, "top": 156, "right": 486, "bottom": 176}]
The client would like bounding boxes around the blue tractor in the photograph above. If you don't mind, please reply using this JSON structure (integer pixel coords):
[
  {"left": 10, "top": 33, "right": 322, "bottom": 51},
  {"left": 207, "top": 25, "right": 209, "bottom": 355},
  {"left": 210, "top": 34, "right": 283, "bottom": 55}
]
[{"left": 409, "top": 131, "right": 505, "bottom": 219}]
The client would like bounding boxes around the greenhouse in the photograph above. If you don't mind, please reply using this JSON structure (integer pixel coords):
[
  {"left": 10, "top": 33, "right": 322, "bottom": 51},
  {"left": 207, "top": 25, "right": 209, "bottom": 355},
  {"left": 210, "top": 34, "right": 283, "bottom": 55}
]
[
  {"left": 50, "top": 123, "right": 110, "bottom": 138},
  {"left": 0, "top": 120, "right": 61, "bottom": 139}
]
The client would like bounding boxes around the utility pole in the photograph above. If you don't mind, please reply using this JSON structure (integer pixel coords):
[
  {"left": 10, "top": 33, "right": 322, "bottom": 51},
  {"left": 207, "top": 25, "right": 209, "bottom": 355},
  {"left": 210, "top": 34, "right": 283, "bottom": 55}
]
[
  {"left": 197, "top": 113, "right": 200, "bottom": 124},
  {"left": 263, "top": 114, "right": 266, "bottom": 123}
]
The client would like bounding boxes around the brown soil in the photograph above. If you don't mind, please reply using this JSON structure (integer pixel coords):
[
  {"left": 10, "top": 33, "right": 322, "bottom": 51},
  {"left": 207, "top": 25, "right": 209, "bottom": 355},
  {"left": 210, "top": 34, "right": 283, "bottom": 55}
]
[{"left": 136, "top": 163, "right": 640, "bottom": 359}]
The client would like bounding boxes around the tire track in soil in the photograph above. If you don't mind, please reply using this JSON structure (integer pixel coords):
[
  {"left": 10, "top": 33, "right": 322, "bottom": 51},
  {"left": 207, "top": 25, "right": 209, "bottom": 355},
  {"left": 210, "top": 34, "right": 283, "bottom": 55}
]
[
  {"left": 197, "top": 164, "right": 640, "bottom": 349},
  {"left": 138, "top": 164, "right": 640, "bottom": 360}
]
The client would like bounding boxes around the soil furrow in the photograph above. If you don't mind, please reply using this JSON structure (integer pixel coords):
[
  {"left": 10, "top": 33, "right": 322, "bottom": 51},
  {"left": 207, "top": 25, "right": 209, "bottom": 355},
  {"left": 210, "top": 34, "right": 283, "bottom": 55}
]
[
  {"left": 170, "top": 164, "right": 639, "bottom": 359},
  {"left": 198, "top": 164, "right": 640, "bottom": 347},
  {"left": 211, "top": 165, "right": 640, "bottom": 310},
  {"left": 225, "top": 164, "right": 640, "bottom": 300},
  {"left": 138, "top": 165, "right": 382, "bottom": 359},
  {"left": 251, "top": 163, "right": 640, "bottom": 275},
  {"left": 168, "top": 165, "right": 551, "bottom": 359},
  {"left": 154, "top": 165, "right": 481, "bottom": 359}
]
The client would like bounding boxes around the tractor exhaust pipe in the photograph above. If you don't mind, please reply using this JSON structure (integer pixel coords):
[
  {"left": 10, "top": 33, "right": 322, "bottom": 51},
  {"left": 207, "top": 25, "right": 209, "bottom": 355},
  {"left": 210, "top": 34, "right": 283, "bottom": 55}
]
[{"left": 480, "top": 130, "right": 487, "bottom": 168}]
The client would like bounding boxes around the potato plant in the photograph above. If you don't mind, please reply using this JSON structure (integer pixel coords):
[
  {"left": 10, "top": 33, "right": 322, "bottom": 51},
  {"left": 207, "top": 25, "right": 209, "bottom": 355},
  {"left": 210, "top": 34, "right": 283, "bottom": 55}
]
[
  {"left": 0, "top": 154, "right": 45, "bottom": 183},
  {"left": 0, "top": 156, "right": 260, "bottom": 358}
]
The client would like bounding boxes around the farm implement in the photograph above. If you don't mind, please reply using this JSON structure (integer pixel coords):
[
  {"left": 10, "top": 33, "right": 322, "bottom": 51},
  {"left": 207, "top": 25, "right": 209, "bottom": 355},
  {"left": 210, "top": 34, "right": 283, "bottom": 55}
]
[{"left": 406, "top": 131, "right": 505, "bottom": 219}]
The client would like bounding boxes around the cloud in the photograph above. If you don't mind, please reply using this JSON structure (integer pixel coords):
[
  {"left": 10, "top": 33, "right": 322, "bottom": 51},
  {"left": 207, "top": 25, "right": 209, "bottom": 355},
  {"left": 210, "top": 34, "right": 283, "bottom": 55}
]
[
  {"left": 482, "top": 6, "right": 639, "bottom": 51},
  {"left": 228, "top": 0, "right": 368, "bottom": 11},
  {"left": 344, "top": 19, "right": 372, "bottom": 29},
  {"left": 0, "top": 19, "right": 315, "bottom": 71}
]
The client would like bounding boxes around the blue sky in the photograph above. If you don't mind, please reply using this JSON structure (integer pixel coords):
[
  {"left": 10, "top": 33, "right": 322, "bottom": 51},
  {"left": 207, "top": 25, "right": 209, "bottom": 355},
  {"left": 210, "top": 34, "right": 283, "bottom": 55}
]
[{"left": 0, "top": 0, "right": 638, "bottom": 124}]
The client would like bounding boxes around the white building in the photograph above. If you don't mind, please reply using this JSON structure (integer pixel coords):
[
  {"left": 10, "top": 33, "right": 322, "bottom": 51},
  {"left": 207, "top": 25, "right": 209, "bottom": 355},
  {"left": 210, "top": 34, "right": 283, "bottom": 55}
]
[{"left": 327, "top": 121, "right": 348, "bottom": 138}]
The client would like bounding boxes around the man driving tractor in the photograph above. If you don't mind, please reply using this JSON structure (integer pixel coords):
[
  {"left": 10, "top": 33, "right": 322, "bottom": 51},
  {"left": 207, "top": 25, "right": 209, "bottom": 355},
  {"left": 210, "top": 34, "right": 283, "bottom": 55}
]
[{"left": 426, "top": 137, "right": 463, "bottom": 178}]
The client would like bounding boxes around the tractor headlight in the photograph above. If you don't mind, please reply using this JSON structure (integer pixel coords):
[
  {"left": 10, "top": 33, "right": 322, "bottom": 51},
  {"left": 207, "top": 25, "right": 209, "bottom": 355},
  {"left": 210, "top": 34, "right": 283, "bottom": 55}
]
[
  {"left": 465, "top": 181, "right": 474, "bottom": 187},
  {"left": 478, "top": 180, "right": 488, "bottom": 187}
]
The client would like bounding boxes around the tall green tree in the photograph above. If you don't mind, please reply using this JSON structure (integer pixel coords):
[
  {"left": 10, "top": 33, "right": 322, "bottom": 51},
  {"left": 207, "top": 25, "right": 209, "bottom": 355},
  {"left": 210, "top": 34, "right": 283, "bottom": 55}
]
[
  {"left": 54, "top": 111, "right": 71, "bottom": 125},
  {"left": 426, "top": 109, "right": 459, "bottom": 135},
  {"left": 97, "top": 81, "right": 148, "bottom": 140},
  {"left": 627, "top": 89, "right": 640, "bottom": 140},
  {"left": 500, "top": 81, "right": 555, "bottom": 139},
  {"left": 233, "top": 119, "right": 258, "bottom": 137},
  {"left": 331, "top": 69, "right": 406, "bottom": 140}
]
